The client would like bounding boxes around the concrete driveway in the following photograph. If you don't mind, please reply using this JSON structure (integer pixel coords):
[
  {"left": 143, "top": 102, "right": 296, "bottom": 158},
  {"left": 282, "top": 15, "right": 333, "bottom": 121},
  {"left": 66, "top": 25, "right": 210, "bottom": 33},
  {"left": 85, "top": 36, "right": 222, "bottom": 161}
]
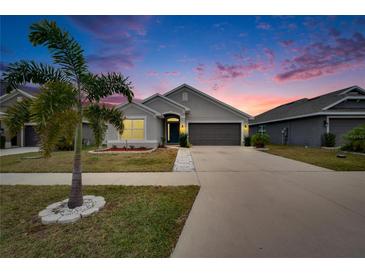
[
  {"left": 0, "top": 147, "right": 39, "bottom": 156},
  {"left": 172, "top": 146, "right": 365, "bottom": 258}
]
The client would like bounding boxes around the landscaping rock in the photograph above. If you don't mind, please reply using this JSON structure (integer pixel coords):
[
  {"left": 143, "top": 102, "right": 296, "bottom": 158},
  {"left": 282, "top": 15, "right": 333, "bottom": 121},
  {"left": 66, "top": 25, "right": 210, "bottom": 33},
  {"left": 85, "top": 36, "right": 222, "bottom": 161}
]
[
  {"left": 39, "top": 195, "right": 105, "bottom": 225},
  {"left": 41, "top": 213, "right": 61, "bottom": 224},
  {"left": 58, "top": 213, "right": 81, "bottom": 224},
  {"left": 95, "top": 199, "right": 106, "bottom": 209},
  {"left": 81, "top": 207, "right": 99, "bottom": 218},
  {"left": 46, "top": 201, "right": 62, "bottom": 210},
  {"left": 38, "top": 209, "right": 52, "bottom": 217}
]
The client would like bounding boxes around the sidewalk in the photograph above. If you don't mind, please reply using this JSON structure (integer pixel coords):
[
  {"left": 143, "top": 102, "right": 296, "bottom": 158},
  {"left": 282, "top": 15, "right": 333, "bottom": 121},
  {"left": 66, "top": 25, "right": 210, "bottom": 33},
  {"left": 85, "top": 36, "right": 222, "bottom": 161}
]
[{"left": 0, "top": 172, "right": 200, "bottom": 186}]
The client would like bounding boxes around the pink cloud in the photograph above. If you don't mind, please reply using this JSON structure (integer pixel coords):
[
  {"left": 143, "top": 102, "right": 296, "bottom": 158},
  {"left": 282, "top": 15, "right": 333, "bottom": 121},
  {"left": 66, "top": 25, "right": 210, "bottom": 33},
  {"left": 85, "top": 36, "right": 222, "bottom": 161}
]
[
  {"left": 214, "top": 89, "right": 300, "bottom": 116},
  {"left": 146, "top": 70, "right": 159, "bottom": 77},
  {"left": 275, "top": 32, "right": 365, "bottom": 82},
  {"left": 279, "top": 40, "right": 294, "bottom": 47},
  {"left": 164, "top": 71, "right": 180, "bottom": 76}
]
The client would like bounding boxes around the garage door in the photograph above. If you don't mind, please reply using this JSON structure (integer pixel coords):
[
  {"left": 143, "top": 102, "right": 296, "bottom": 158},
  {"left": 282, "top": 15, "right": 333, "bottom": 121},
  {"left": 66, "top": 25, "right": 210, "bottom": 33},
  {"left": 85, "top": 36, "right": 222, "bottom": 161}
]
[
  {"left": 330, "top": 118, "right": 365, "bottom": 145},
  {"left": 188, "top": 123, "right": 241, "bottom": 145},
  {"left": 24, "top": 125, "right": 39, "bottom": 147}
]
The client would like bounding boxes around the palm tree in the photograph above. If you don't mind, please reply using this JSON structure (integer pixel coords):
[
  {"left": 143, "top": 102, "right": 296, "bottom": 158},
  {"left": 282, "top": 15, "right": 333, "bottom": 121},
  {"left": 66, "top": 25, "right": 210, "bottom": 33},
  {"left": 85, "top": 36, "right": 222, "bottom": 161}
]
[{"left": 2, "top": 20, "right": 134, "bottom": 208}]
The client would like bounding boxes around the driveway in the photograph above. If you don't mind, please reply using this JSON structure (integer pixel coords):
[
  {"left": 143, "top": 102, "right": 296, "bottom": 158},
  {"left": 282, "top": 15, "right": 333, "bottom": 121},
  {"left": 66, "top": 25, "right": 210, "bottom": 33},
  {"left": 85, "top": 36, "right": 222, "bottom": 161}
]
[
  {"left": 172, "top": 146, "right": 365, "bottom": 257},
  {"left": 0, "top": 147, "right": 39, "bottom": 156}
]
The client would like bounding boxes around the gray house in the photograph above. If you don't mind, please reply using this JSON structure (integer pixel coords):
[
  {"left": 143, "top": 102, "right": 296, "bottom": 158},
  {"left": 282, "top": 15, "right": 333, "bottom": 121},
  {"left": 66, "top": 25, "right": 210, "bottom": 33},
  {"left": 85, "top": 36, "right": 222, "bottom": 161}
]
[
  {"left": 250, "top": 86, "right": 365, "bottom": 147},
  {"left": 105, "top": 84, "right": 251, "bottom": 148},
  {"left": 0, "top": 82, "right": 95, "bottom": 148}
]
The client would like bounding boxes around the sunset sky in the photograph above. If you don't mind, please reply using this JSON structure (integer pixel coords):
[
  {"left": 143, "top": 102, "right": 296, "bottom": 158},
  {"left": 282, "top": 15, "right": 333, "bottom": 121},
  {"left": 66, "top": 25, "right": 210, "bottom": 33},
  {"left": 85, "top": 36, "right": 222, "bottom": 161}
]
[{"left": 1, "top": 15, "right": 365, "bottom": 115}]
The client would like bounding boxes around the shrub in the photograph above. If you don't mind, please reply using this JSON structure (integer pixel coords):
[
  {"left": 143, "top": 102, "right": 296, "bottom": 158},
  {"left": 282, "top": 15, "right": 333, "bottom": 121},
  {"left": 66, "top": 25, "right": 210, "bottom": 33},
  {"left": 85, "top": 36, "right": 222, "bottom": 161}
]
[
  {"left": 321, "top": 133, "right": 336, "bottom": 147},
  {"left": 0, "top": 135, "right": 5, "bottom": 149},
  {"left": 179, "top": 133, "right": 190, "bottom": 147},
  {"left": 244, "top": 136, "right": 251, "bottom": 146},
  {"left": 251, "top": 133, "right": 270, "bottom": 148},
  {"left": 160, "top": 136, "right": 166, "bottom": 148},
  {"left": 55, "top": 137, "right": 73, "bottom": 151},
  {"left": 342, "top": 124, "right": 365, "bottom": 153}
]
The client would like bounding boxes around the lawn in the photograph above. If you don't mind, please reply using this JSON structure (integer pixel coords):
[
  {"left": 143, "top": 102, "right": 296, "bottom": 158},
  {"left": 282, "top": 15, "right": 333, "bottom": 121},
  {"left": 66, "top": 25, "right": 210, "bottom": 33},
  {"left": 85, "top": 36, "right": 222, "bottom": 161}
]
[
  {"left": 0, "top": 185, "right": 199, "bottom": 257},
  {"left": 0, "top": 148, "right": 177, "bottom": 173},
  {"left": 265, "top": 144, "right": 365, "bottom": 171}
]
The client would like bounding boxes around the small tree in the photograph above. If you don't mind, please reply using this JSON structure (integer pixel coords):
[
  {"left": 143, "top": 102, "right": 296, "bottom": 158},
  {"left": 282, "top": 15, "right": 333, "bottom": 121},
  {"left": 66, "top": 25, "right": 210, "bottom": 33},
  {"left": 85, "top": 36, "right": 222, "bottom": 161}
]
[{"left": 3, "top": 20, "right": 133, "bottom": 208}]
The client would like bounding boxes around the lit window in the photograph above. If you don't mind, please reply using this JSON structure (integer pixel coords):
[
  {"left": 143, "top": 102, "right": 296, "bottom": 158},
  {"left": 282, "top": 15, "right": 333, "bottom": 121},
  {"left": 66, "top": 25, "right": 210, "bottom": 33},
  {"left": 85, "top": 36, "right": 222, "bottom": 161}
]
[
  {"left": 121, "top": 119, "right": 145, "bottom": 140},
  {"left": 182, "top": 92, "right": 188, "bottom": 101}
]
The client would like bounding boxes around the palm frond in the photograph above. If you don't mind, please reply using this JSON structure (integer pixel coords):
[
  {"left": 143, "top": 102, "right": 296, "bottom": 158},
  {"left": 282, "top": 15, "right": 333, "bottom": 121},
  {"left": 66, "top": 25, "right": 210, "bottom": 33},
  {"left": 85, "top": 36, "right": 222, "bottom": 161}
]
[
  {"left": 31, "top": 81, "right": 78, "bottom": 157},
  {"left": 3, "top": 99, "right": 32, "bottom": 137},
  {"left": 2, "top": 60, "right": 66, "bottom": 92},
  {"left": 29, "top": 20, "right": 87, "bottom": 81},
  {"left": 82, "top": 72, "right": 134, "bottom": 102},
  {"left": 84, "top": 104, "right": 124, "bottom": 148}
]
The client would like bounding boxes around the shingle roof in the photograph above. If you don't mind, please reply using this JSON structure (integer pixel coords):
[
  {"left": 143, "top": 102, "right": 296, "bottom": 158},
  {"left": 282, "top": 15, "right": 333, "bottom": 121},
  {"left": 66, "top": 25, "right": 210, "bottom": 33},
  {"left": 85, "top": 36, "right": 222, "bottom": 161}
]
[
  {"left": 0, "top": 81, "right": 42, "bottom": 97},
  {"left": 251, "top": 86, "right": 365, "bottom": 124}
]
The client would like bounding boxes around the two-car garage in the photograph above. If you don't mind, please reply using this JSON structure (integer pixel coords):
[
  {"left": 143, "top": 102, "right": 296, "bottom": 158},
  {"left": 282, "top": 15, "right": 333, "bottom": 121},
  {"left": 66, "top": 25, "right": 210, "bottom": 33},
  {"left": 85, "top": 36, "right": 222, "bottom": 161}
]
[{"left": 188, "top": 123, "right": 241, "bottom": 145}]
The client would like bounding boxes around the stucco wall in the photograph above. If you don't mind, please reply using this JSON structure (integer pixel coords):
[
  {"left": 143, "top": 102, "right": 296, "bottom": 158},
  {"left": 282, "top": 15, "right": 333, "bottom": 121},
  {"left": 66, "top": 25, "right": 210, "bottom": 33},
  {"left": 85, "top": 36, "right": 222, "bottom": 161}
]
[
  {"left": 165, "top": 86, "right": 248, "bottom": 123},
  {"left": 143, "top": 97, "right": 185, "bottom": 117},
  {"left": 106, "top": 103, "right": 163, "bottom": 147},
  {"left": 250, "top": 116, "right": 327, "bottom": 147}
]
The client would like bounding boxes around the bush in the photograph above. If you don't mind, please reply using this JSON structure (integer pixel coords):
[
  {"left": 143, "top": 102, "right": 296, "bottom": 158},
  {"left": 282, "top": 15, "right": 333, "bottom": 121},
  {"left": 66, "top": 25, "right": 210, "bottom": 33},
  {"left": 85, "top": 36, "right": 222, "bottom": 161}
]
[
  {"left": 0, "top": 135, "right": 5, "bottom": 149},
  {"left": 55, "top": 137, "right": 73, "bottom": 151},
  {"left": 342, "top": 124, "right": 365, "bottom": 153},
  {"left": 321, "top": 133, "right": 336, "bottom": 147},
  {"left": 244, "top": 136, "right": 251, "bottom": 146},
  {"left": 251, "top": 133, "right": 270, "bottom": 148},
  {"left": 179, "top": 133, "right": 190, "bottom": 148}
]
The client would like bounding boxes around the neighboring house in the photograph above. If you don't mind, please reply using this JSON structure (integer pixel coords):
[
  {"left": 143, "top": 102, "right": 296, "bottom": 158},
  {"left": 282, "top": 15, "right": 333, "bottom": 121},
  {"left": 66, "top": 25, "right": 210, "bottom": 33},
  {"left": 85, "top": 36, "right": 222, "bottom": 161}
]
[
  {"left": 106, "top": 84, "right": 252, "bottom": 148},
  {"left": 0, "top": 82, "right": 95, "bottom": 148},
  {"left": 250, "top": 86, "right": 365, "bottom": 147}
]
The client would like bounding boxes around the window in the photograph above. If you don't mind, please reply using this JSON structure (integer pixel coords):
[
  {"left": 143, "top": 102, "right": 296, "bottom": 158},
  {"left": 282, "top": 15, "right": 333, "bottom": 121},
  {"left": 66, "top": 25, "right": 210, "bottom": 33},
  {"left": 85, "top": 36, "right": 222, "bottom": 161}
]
[
  {"left": 258, "top": 125, "right": 266, "bottom": 134},
  {"left": 121, "top": 119, "right": 145, "bottom": 140},
  {"left": 182, "top": 92, "right": 188, "bottom": 101}
]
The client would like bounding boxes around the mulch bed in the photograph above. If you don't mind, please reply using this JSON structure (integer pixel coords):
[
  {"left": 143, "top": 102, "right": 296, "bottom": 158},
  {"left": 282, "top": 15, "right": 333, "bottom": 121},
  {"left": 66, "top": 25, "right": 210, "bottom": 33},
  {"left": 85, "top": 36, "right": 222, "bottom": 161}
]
[{"left": 103, "top": 147, "right": 149, "bottom": 152}]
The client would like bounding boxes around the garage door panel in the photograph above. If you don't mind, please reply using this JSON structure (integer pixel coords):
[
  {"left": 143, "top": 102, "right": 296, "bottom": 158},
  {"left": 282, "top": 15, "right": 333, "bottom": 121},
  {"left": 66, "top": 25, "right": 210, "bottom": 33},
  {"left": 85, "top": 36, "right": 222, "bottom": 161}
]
[
  {"left": 330, "top": 118, "right": 365, "bottom": 145},
  {"left": 189, "top": 123, "right": 241, "bottom": 145}
]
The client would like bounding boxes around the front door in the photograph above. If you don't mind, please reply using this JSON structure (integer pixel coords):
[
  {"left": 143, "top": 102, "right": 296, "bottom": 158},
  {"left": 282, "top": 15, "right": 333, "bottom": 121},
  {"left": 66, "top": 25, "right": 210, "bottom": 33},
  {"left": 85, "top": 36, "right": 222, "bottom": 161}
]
[{"left": 168, "top": 122, "right": 179, "bottom": 144}]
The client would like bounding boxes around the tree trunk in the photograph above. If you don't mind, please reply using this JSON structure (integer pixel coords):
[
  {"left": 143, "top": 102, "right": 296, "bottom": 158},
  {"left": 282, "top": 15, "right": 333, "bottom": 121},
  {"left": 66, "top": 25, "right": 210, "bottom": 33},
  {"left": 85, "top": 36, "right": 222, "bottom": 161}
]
[
  {"left": 68, "top": 81, "right": 83, "bottom": 209},
  {"left": 68, "top": 120, "right": 83, "bottom": 208}
]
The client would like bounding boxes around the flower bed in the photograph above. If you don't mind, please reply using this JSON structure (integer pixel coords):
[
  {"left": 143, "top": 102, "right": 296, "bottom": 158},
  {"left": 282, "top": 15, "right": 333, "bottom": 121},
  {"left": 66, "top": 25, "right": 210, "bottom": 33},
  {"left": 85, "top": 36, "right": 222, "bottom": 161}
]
[{"left": 89, "top": 147, "right": 156, "bottom": 154}]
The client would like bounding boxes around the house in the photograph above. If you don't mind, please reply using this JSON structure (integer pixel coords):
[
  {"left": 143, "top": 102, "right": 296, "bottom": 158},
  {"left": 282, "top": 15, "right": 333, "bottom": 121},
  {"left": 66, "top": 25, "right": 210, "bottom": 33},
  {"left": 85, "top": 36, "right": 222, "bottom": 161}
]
[
  {"left": 250, "top": 86, "right": 365, "bottom": 147},
  {"left": 0, "top": 82, "right": 95, "bottom": 148},
  {"left": 105, "top": 84, "right": 252, "bottom": 148}
]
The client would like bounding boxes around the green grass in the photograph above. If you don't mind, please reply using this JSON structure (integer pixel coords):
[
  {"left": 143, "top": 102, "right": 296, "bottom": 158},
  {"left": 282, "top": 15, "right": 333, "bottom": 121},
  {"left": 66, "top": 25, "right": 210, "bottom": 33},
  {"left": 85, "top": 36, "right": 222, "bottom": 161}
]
[
  {"left": 265, "top": 144, "right": 365, "bottom": 171},
  {"left": 0, "top": 185, "right": 199, "bottom": 257},
  {"left": 0, "top": 148, "right": 177, "bottom": 173}
]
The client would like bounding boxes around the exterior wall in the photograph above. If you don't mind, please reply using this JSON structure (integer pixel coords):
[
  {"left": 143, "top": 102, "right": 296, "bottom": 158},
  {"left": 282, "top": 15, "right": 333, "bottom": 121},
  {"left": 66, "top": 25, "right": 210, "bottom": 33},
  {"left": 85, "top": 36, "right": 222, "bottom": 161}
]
[
  {"left": 328, "top": 117, "right": 365, "bottom": 145},
  {"left": 250, "top": 116, "right": 327, "bottom": 147},
  {"left": 165, "top": 87, "right": 248, "bottom": 145},
  {"left": 106, "top": 103, "right": 163, "bottom": 148},
  {"left": 143, "top": 97, "right": 185, "bottom": 117},
  {"left": 166, "top": 86, "right": 248, "bottom": 123}
]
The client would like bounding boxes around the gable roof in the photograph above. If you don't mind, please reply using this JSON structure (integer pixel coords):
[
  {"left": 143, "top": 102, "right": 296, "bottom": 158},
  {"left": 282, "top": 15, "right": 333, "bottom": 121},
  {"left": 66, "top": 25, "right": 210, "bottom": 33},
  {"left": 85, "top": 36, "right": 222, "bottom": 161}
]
[
  {"left": 142, "top": 93, "right": 190, "bottom": 112},
  {"left": 251, "top": 86, "right": 365, "bottom": 125},
  {"left": 163, "top": 83, "right": 252, "bottom": 119},
  {"left": 116, "top": 101, "right": 163, "bottom": 118}
]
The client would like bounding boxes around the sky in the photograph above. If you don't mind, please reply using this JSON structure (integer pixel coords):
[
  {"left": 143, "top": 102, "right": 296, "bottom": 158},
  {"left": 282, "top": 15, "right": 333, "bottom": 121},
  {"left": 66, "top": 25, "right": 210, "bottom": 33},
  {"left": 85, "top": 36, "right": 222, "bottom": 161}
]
[{"left": 1, "top": 15, "right": 365, "bottom": 115}]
